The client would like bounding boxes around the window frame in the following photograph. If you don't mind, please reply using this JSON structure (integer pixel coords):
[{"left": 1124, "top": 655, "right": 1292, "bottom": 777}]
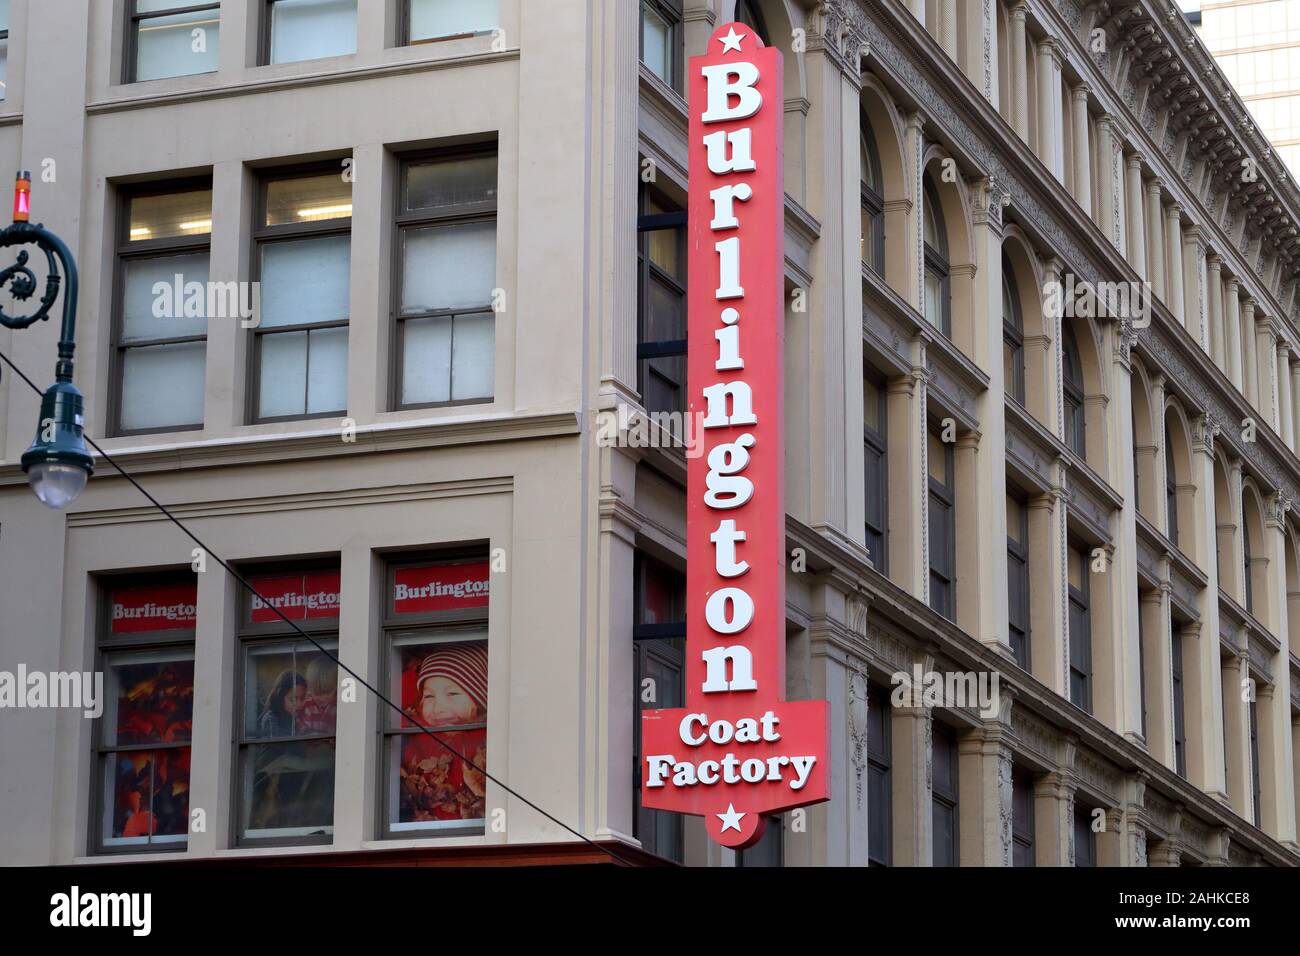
[
  {"left": 378, "top": 550, "right": 491, "bottom": 840},
  {"left": 1006, "top": 486, "right": 1031, "bottom": 671},
  {"left": 261, "top": 0, "right": 358, "bottom": 66},
  {"left": 1171, "top": 623, "right": 1187, "bottom": 778},
  {"left": 110, "top": 177, "right": 214, "bottom": 438},
  {"left": 735, "top": 0, "right": 772, "bottom": 45},
  {"left": 1073, "top": 803, "right": 1097, "bottom": 866},
  {"left": 861, "top": 117, "right": 886, "bottom": 277},
  {"left": 233, "top": 560, "right": 342, "bottom": 848},
  {"left": 1062, "top": 324, "right": 1087, "bottom": 458},
  {"left": 639, "top": 0, "right": 683, "bottom": 93},
  {"left": 401, "top": 0, "right": 498, "bottom": 46},
  {"left": 927, "top": 425, "right": 956, "bottom": 621},
  {"left": 1249, "top": 697, "right": 1262, "bottom": 827},
  {"left": 1165, "top": 434, "right": 1179, "bottom": 547},
  {"left": 91, "top": 572, "right": 198, "bottom": 856},
  {"left": 930, "top": 720, "right": 959, "bottom": 866},
  {"left": 124, "top": 0, "right": 222, "bottom": 85},
  {"left": 1011, "top": 765, "right": 1035, "bottom": 867},
  {"left": 1242, "top": 504, "right": 1255, "bottom": 614},
  {"left": 1002, "top": 258, "right": 1025, "bottom": 404},
  {"left": 636, "top": 183, "right": 688, "bottom": 420},
  {"left": 248, "top": 160, "right": 354, "bottom": 424},
  {"left": 922, "top": 177, "right": 951, "bottom": 338},
  {"left": 863, "top": 365, "right": 889, "bottom": 574},
  {"left": 390, "top": 144, "right": 500, "bottom": 411},
  {"left": 1067, "top": 541, "right": 1092, "bottom": 713},
  {"left": 866, "top": 681, "right": 891, "bottom": 867}
]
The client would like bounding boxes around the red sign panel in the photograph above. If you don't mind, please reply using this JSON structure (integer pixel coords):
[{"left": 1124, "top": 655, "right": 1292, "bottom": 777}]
[
  {"left": 393, "top": 562, "right": 490, "bottom": 614},
  {"left": 248, "top": 571, "right": 341, "bottom": 623},
  {"left": 639, "top": 24, "right": 830, "bottom": 849},
  {"left": 110, "top": 582, "right": 198, "bottom": 633}
]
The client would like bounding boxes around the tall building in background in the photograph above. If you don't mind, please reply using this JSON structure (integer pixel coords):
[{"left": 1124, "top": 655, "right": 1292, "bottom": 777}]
[{"left": 1191, "top": 1, "right": 1300, "bottom": 177}]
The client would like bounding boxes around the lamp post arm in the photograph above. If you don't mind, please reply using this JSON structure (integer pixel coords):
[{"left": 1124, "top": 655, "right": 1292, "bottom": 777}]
[{"left": 0, "top": 220, "right": 80, "bottom": 383}]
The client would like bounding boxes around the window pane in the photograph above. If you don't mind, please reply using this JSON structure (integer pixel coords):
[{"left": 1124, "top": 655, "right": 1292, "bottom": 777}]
[
  {"left": 122, "top": 253, "right": 210, "bottom": 341},
  {"left": 924, "top": 269, "right": 942, "bottom": 329},
  {"left": 136, "top": 9, "right": 220, "bottom": 81},
  {"left": 0, "top": 39, "right": 7, "bottom": 102},
  {"left": 128, "top": 189, "right": 213, "bottom": 241},
  {"left": 1006, "top": 494, "right": 1024, "bottom": 544},
  {"left": 104, "top": 748, "right": 191, "bottom": 846},
  {"left": 927, "top": 431, "right": 947, "bottom": 484},
  {"left": 401, "top": 315, "right": 452, "bottom": 405},
  {"left": 863, "top": 377, "right": 882, "bottom": 431},
  {"left": 242, "top": 739, "right": 335, "bottom": 836},
  {"left": 1068, "top": 545, "right": 1086, "bottom": 591},
  {"left": 647, "top": 228, "right": 682, "bottom": 278},
  {"left": 405, "top": 155, "right": 497, "bottom": 213},
  {"left": 244, "top": 640, "right": 339, "bottom": 739},
  {"left": 642, "top": 4, "right": 672, "bottom": 84},
  {"left": 260, "top": 234, "right": 351, "bottom": 328},
  {"left": 265, "top": 173, "right": 352, "bottom": 226},
  {"left": 644, "top": 272, "right": 685, "bottom": 343},
  {"left": 391, "top": 636, "right": 488, "bottom": 730},
  {"left": 451, "top": 312, "right": 494, "bottom": 401},
  {"left": 102, "top": 650, "right": 195, "bottom": 748},
  {"left": 410, "top": 0, "right": 498, "bottom": 42},
  {"left": 121, "top": 341, "right": 205, "bottom": 430},
  {"left": 259, "top": 329, "right": 307, "bottom": 418},
  {"left": 401, "top": 221, "right": 496, "bottom": 313},
  {"left": 270, "top": 0, "right": 357, "bottom": 64},
  {"left": 306, "top": 326, "right": 348, "bottom": 413}
]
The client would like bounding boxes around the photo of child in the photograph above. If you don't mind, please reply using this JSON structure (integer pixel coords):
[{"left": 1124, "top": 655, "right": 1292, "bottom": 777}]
[
  {"left": 397, "top": 642, "right": 488, "bottom": 824},
  {"left": 257, "top": 668, "right": 307, "bottom": 738},
  {"left": 297, "top": 657, "right": 338, "bottom": 736}
]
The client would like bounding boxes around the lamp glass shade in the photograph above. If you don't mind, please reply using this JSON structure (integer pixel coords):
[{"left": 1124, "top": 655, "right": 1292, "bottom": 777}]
[{"left": 27, "top": 461, "right": 89, "bottom": 508}]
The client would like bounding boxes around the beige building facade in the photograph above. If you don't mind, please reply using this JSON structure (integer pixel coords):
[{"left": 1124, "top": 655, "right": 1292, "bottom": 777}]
[{"left": 0, "top": 0, "right": 1298, "bottom": 867}]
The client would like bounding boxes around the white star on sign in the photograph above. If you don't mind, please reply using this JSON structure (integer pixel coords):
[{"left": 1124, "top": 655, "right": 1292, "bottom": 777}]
[
  {"left": 718, "top": 27, "right": 746, "bottom": 53},
  {"left": 717, "top": 803, "right": 746, "bottom": 833}
]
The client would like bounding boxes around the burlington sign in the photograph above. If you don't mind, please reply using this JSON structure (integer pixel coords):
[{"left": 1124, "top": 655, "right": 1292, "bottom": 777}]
[{"left": 639, "top": 23, "right": 830, "bottom": 850}]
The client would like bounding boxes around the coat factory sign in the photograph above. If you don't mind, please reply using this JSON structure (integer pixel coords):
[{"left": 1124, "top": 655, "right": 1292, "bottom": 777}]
[{"left": 639, "top": 23, "right": 830, "bottom": 850}]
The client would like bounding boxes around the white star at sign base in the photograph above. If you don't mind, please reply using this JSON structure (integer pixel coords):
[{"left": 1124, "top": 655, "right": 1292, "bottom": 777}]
[
  {"left": 717, "top": 803, "right": 746, "bottom": 833},
  {"left": 718, "top": 27, "right": 746, "bottom": 53}
]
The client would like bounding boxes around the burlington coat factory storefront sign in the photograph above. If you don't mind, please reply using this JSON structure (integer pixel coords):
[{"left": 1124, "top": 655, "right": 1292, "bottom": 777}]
[{"left": 640, "top": 24, "right": 830, "bottom": 850}]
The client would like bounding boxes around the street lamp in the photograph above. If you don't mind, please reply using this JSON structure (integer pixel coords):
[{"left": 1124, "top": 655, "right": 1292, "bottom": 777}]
[{"left": 0, "top": 171, "right": 93, "bottom": 508}]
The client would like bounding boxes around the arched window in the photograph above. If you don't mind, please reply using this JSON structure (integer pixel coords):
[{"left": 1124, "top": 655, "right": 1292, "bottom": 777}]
[
  {"left": 1002, "top": 257, "right": 1024, "bottom": 403},
  {"left": 1165, "top": 432, "right": 1179, "bottom": 547},
  {"left": 923, "top": 176, "right": 950, "bottom": 336},
  {"left": 1063, "top": 325, "right": 1086, "bottom": 457},
  {"left": 1243, "top": 504, "right": 1254, "bottom": 614},
  {"left": 735, "top": 0, "right": 771, "bottom": 44},
  {"left": 861, "top": 117, "right": 885, "bottom": 275}
]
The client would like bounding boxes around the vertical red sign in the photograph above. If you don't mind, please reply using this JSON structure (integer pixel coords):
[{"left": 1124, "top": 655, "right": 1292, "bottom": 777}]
[{"left": 639, "top": 23, "right": 830, "bottom": 849}]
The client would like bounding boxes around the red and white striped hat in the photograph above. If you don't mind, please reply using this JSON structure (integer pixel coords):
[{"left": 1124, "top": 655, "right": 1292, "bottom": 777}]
[{"left": 416, "top": 643, "right": 489, "bottom": 713}]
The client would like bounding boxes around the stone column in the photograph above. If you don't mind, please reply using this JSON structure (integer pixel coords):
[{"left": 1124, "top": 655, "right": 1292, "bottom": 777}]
[
  {"left": 1145, "top": 179, "right": 1166, "bottom": 300},
  {"left": 1164, "top": 204, "right": 1185, "bottom": 325},
  {"left": 904, "top": 112, "right": 926, "bottom": 312},
  {"left": 958, "top": 711, "right": 1016, "bottom": 866},
  {"left": 961, "top": 0, "right": 998, "bottom": 105},
  {"left": 1226, "top": 277, "right": 1244, "bottom": 392},
  {"left": 806, "top": 618, "right": 869, "bottom": 865},
  {"left": 1096, "top": 116, "right": 1117, "bottom": 246},
  {"left": 891, "top": 693, "right": 932, "bottom": 866},
  {"left": 1183, "top": 226, "right": 1209, "bottom": 353},
  {"left": 1242, "top": 299, "right": 1259, "bottom": 410},
  {"left": 1262, "top": 494, "right": 1298, "bottom": 845},
  {"left": 682, "top": 0, "right": 715, "bottom": 60},
  {"left": 1125, "top": 154, "right": 1147, "bottom": 279},
  {"left": 1222, "top": 647, "right": 1253, "bottom": 820},
  {"left": 1071, "top": 85, "right": 1092, "bottom": 215},
  {"left": 908, "top": 0, "right": 925, "bottom": 23},
  {"left": 1292, "top": 360, "right": 1300, "bottom": 449},
  {"left": 1207, "top": 255, "right": 1224, "bottom": 368},
  {"left": 1255, "top": 314, "right": 1280, "bottom": 431},
  {"left": 1139, "top": 582, "right": 1173, "bottom": 766},
  {"left": 187, "top": 558, "right": 237, "bottom": 854},
  {"left": 940, "top": 0, "right": 958, "bottom": 58},
  {"left": 1148, "top": 839, "right": 1182, "bottom": 866},
  {"left": 333, "top": 544, "right": 381, "bottom": 849},
  {"left": 1034, "top": 767, "right": 1076, "bottom": 866},
  {"left": 1028, "top": 475, "right": 1070, "bottom": 696},
  {"left": 1279, "top": 344, "right": 1295, "bottom": 452},
  {"left": 1038, "top": 38, "right": 1062, "bottom": 181},
  {"left": 1009, "top": 4, "right": 1029, "bottom": 141},
  {"left": 1190, "top": 417, "right": 1228, "bottom": 799}
]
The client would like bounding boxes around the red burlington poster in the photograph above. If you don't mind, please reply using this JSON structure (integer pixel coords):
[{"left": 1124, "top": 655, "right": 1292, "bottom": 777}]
[{"left": 639, "top": 23, "right": 830, "bottom": 850}]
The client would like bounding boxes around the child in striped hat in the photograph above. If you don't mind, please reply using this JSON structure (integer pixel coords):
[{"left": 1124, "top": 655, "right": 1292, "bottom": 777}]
[{"left": 415, "top": 643, "right": 488, "bottom": 726}]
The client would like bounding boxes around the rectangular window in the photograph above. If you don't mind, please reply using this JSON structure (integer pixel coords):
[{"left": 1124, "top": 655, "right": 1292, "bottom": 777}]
[
  {"left": 382, "top": 556, "right": 491, "bottom": 837},
  {"left": 114, "top": 184, "right": 213, "bottom": 435},
  {"left": 406, "top": 0, "right": 498, "bottom": 44},
  {"left": 928, "top": 428, "right": 955, "bottom": 620},
  {"left": 1006, "top": 490, "right": 1030, "bottom": 670},
  {"left": 1171, "top": 625, "right": 1186, "bottom": 778},
  {"left": 395, "top": 149, "right": 498, "bottom": 408},
  {"left": 1249, "top": 698, "right": 1262, "bottom": 826},
  {"left": 0, "top": 0, "right": 11, "bottom": 99},
  {"left": 638, "top": 185, "right": 687, "bottom": 420},
  {"left": 1138, "top": 609, "right": 1148, "bottom": 739},
  {"left": 931, "top": 721, "right": 958, "bottom": 866},
  {"left": 236, "top": 567, "right": 341, "bottom": 845},
  {"left": 633, "top": 552, "right": 685, "bottom": 862},
  {"left": 1067, "top": 543, "right": 1092, "bottom": 713},
  {"left": 1012, "top": 766, "right": 1035, "bottom": 867},
  {"left": 267, "top": 0, "right": 356, "bottom": 64},
  {"left": 1073, "top": 804, "right": 1096, "bottom": 866},
  {"left": 128, "top": 1, "right": 220, "bottom": 82},
  {"left": 95, "top": 578, "right": 197, "bottom": 854},
  {"left": 867, "top": 682, "right": 891, "bottom": 866},
  {"left": 252, "top": 166, "right": 352, "bottom": 422},
  {"left": 864, "top": 370, "right": 888, "bottom": 573},
  {"left": 640, "top": 0, "right": 682, "bottom": 93}
]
